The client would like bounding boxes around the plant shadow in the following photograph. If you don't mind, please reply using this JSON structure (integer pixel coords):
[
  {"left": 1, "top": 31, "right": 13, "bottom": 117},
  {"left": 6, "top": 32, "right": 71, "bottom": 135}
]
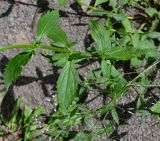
[{"left": 0, "top": 55, "right": 59, "bottom": 117}]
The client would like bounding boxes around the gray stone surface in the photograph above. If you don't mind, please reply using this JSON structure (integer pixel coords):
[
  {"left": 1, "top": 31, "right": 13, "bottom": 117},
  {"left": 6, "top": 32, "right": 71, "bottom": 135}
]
[{"left": 0, "top": 0, "right": 160, "bottom": 140}]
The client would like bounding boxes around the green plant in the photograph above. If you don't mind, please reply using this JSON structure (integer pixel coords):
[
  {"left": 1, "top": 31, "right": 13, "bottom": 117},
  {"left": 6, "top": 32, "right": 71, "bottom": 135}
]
[
  {"left": 0, "top": 0, "right": 160, "bottom": 140},
  {"left": 0, "top": 97, "right": 44, "bottom": 140}
]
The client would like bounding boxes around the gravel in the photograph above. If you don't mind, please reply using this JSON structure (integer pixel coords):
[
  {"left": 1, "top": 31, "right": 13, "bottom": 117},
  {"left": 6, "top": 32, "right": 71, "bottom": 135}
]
[{"left": 0, "top": 0, "right": 160, "bottom": 140}]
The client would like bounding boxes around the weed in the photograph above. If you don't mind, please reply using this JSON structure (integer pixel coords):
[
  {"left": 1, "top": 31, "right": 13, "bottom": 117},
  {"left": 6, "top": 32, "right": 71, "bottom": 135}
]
[{"left": 0, "top": 0, "right": 160, "bottom": 140}]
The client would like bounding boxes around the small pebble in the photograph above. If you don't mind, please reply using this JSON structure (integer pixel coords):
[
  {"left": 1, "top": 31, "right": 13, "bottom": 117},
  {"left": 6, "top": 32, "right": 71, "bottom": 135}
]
[
  {"left": 45, "top": 97, "right": 51, "bottom": 102},
  {"left": 54, "top": 108, "right": 57, "bottom": 112}
]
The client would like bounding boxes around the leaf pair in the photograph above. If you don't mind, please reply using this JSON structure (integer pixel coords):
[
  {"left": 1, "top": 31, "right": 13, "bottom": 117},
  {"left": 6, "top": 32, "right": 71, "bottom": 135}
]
[
  {"left": 3, "top": 10, "right": 70, "bottom": 88},
  {"left": 150, "top": 100, "right": 160, "bottom": 114},
  {"left": 89, "top": 21, "right": 157, "bottom": 60},
  {"left": 37, "top": 10, "right": 68, "bottom": 47},
  {"left": 89, "top": 21, "right": 111, "bottom": 56}
]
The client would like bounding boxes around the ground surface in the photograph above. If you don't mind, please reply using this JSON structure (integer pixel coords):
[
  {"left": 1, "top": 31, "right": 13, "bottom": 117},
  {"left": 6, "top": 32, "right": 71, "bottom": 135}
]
[{"left": 0, "top": 0, "right": 160, "bottom": 141}]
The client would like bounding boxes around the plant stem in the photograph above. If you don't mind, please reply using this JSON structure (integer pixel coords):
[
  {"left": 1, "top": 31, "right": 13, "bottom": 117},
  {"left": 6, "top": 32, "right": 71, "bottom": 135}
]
[
  {"left": 76, "top": 0, "right": 96, "bottom": 9},
  {"left": 116, "top": 60, "right": 160, "bottom": 99},
  {"left": 0, "top": 44, "right": 35, "bottom": 51},
  {"left": 0, "top": 44, "right": 92, "bottom": 58},
  {"left": 98, "top": 60, "right": 160, "bottom": 114}
]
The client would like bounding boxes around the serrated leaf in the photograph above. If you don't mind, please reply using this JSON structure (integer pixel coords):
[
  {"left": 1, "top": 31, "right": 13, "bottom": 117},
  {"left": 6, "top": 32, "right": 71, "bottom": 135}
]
[
  {"left": 145, "top": 7, "right": 158, "bottom": 17},
  {"left": 57, "top": 61, "right": 78, "bottom": 111},
  {"left": 42, "top": 53, "right": 69, "bottom": 67},
  {"left": 103, "top": 47, "right": 142, "bottom": 60},
  {"left": 37, "top": 10, "right": 68, "bottom": 46},
  {"left": 89, "top": 21, "right": 111, "bottom": 55},
  {"left": 122, "top": 19, "right": 132, "bottom": 32},
  {"left": 150, "top": 101, "right": 160, "bottom": 114},
  {"left": 131, "top": 34, "right": 158, "bottom": 58},
  {"left": 101, "top": 60, "right": 127, "bottom": 94},
  {"left": 48, "top": 25, "right": 68, "bottom": 47},
  {"left": 37, "top": 10, "right": 59, "bottom": 41},
  {"left": 4, "top": 52, "right": 32, "bottom": 88}
]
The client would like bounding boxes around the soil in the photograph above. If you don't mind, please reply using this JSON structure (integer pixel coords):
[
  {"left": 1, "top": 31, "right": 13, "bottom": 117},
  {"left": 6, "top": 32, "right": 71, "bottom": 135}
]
[{"left": 0, "top": 0, "right": 160, "bottom": 140}]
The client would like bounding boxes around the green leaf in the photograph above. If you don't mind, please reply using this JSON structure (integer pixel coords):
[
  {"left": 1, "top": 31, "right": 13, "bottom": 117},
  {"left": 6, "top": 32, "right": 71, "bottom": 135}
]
[
  {"left": 131, "top": 58, "right": 142, "bottom": 68},
  {"left": 23, "top": 106, "right": 33, "bottom": 123},
  {"left": 9, "top": 97, "right": 22, "bottom": 125},
  {"left": 112, "top": 13, "right": 126, "bottom": 21},
  {"left": 136, "top": 96, "right": 143, "bottom": 110},
  {"left": 87, "top": 69, "right": 101, "bottom": 81},
  {"left": 4, "top": 52, "right": 32, "bottom": 88},
  {"left": 91, "top": 9, "right": 108, "bottom": 16},
  {"left": 95, "top": 0, "right": 109, "bottom": 6},
  {"left": 122, "top": 19, "right": 132, "bottom": 32},
  {"left": 137, "top": 110, "right": 150, "bottom": 116},
  {"left": 24, "top": 126, "right": 31, "bottom": 141},
  {"left": 60, "top": 0, "right": 69, "bottom": 6},
  {"left": 131, "top": 34, "right": 158, "bottom": 58},
  {"left": 101, "top": 60, "right": 127, "bottom": 94},
  {"left": 119, "top": 0, "right": 129, "bottom": 6},
  {"left": 0, "top": 44, "right": 35, "bottom": 52},
  {"left": 96, "top": 122, "right": 115, "bottom": 135},
  {"left": 98, "top": 102, "right": 114, "bottom": 114},
  {"left": 37, "top": 10, "right": 59, "bottom": 40},
  {"left": 37, "top": 10, "right": 68, "bottom": 45},
  {"left": 145, "top": 7, "right": 158, "bottom": 17},
  {"left": 42, "top": 53, "right": 69, "bottom": 67},
  {"left": 103, "top": 47, "right": 142, "bottom": 61},
  {"left": 31, "top": 107, "right": 44, "bottom": 117},
  {"left": 138, "top": 39, "right": 157, "bottom": 58},
  {"left": 89, "top": 21, "right": 111, "bottom": 55},
  {"left": 111, "top": 108, "right": 119, "bottom": 124},
  {"left": 68, "top": 52, "right": 90, "bottom": 61},
  {"left": 57, "top": 61, "right": 78, "bottom": 111},
  {"left": 101, "top": 60, "right": 112, "bottom": 79},
  {"left": 150, "top": 101, "right": 160, "bottom": 114},
  {"left": 48, "top": 25, "right": 68, "bottom": 47},
  {"left": 131, "top": 32, "right": 140, "bottom": 47},
  {"left": 74, "top": 132, "right": 93, "bottom": 141},
  {"left": 0, "top": 128, "right": 5, "bottom": 136},
  {"left": 30, "top": 129, "right": 45, "bottom": 139},
  {"left": 148, "top": 32, "right": 160, "bottom": 39},
  {"left": 109, "top": 0, "right": 117, "bottom": 11}
]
